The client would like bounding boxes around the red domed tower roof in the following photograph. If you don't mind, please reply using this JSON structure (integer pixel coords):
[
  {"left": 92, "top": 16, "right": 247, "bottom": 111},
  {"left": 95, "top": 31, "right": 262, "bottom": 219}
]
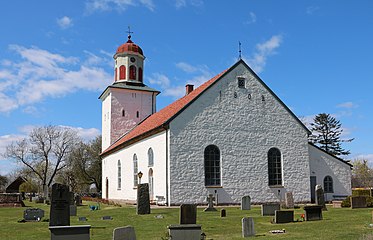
[{"left": 116, "top": 35, "right": 143, "bottom": 56}]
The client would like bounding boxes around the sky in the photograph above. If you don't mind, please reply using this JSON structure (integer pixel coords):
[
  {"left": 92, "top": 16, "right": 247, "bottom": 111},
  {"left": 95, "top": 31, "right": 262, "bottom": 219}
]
[{"left": 0, "top": 0, "right": 372, "bottom": 175}]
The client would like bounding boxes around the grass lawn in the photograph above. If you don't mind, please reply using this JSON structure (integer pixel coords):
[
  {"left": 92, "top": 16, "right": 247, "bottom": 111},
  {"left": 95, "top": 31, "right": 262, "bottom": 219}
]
[{"left": 0, "top": 201, "right": 372, "bottom": 239}]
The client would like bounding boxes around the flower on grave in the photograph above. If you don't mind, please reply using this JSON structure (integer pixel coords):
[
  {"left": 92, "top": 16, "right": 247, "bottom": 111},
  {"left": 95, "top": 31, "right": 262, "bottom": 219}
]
[{"left": 300, "top": 214, "right": 305, "bottom": 221}]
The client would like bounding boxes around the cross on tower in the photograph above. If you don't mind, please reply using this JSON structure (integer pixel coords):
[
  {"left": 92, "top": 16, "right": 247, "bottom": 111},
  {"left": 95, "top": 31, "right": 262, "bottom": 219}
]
[{"left": 126, "top": 26, "right": 134, "bottom": 40}]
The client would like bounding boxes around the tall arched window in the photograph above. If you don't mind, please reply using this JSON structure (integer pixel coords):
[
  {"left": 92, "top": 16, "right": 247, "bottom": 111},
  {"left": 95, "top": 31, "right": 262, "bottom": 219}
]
[
  {"left": 138, "top": 67, "right": 143, "bottom": 82},
  {"left": 324, "top": 176, "right": 333, "bottom": 193},
  {"left": 119, "top": 65, "right": 126, "bottom": 80},
  {"left": 133, "top": 154, "right": 138, "bottom": 186},
  {"left": 204, "top": 145, "right": 221, "bottom": 186},
  {"left": 148, "top": 168, "right": 154, "bottom": 200},
  {"left": 148, "top": 148, "right": 154, "bottom": 167},
  {"left": 268, "top": 148, "right": 282, "bottom": 186},
  {"left": 114, "top": 67, "right": 118, "bottom": 81},
  {"left": 117, "top": 160, "right": 121, "bottom": 190},
  {"left": 129, "top": 65, "right": 136, "bottom": 80}
]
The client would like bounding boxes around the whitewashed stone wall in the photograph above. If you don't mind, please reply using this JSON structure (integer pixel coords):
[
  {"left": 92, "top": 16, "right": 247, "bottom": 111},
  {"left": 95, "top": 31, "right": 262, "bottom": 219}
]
[
  {"left": 102, "top": 92, "right": 112, "bottom": 150},
  {"left": 102, "top": 131, "right": 167, "bottom": 202},
  {"left": 168, "top": 62, "right": 311, "bottom": 205},
  {"left": 308, "top": 144, "right": 352, "bottom": 201}
]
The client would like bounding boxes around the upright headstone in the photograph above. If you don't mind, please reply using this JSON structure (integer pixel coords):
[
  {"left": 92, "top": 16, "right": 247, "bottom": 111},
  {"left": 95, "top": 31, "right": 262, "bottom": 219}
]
[
  {"left": 113, "top": 226, "right": 136, "bottom": 240},
  {"left": 180, "top": 204, "right": 197, "bottom": 224},
  {"left": 220, "top": 208, "right": 226, "bottom": 217},
  {"left": 303, "top": 205, "right": 323, "bottom": 221},
  {"left": 203, "top": 194, "right": 217, "bottom": 212},
  {"left": 315, "top": 185, "right": 327, "bottom": 210},
  {"left": 75, "top": 195, "right": 82, "bottom": 206},
  {"left": 351, "top": 196, "right": 367, "bottom": 209},
  {"left": 241, "top": 196, "right": 251, "bottom": 210},
  {"left": 274, "top": 210, "right": 294, "bottom": 223},
  {"left": 136, "top": 183, "right": 150, "bottom": 215},
  {"left": 24, "top": 208, "right": 45, "bottom": 221},
  {"left": 242, "top": 217, "right": 255, "bottom": 237},
  {"left": 285, "top": 192, "right": 294, "bottom": 209},
  {"left": 50, "top": 183, "right": 70, "bottom": 226},
  {"left": 261, "top": 203, "right": 280, "bottom": 216}
]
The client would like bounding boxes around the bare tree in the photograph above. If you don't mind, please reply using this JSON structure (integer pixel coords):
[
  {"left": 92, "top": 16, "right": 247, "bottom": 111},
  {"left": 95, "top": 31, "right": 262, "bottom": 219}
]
[{"left": 5, "top": 125, "right": 80, "bottom": 197}]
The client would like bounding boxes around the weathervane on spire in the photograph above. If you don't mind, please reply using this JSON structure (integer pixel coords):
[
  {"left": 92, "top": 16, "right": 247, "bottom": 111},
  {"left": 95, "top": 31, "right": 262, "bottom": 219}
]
[
  {"left": 238, "top": 41, "right": 242, "bottom": 60},
  {"left": 126, "top": 26, "right": 134, "bottom": 40}
]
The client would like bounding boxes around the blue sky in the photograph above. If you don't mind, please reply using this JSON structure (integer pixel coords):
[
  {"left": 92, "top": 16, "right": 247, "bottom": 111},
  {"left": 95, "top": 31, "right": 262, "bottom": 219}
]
[{"left": 1, "top": 0, "right": 372, "bottom": 175}]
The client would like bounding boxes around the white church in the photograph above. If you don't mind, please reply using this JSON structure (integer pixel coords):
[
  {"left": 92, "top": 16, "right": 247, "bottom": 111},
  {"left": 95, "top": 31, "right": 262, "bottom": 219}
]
[{"left": 100, "top": 34, "right": 352, "bottom": 206}]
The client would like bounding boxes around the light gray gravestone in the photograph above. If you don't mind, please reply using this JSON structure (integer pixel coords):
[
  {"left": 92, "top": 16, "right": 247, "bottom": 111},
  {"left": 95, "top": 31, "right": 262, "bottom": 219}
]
[
  {"left": 285, "top": 192, "right": 294, "bottom": 209},
  {"left": 261, "top": 203, "right": 280, "bottom": 216},
  {"left": 241, "top": 195, "right": 251, "bottom": 210},
  {"left": 203, "top": 194, "right": 217, "bottom": 212},
  {"left": 79, "top": 216, "right": 87, "bottom": 222},
  {"left": 70, "top": 205, "right": 77, "bottom": 216},
  {"left": 49, "top": 183, "right": 70, "bottom": 226},
  {"left": 113, "top": 226, "right": 137, "bottom": 240},
  {"left": 180, "top": 204, "right": 197, "bottom": 224},
  {"left": 24, "top": 208, "right": 44, "bottom": 221},
  {"left": 168, "top": 224, "right": 202, "bottom": 240},
  {"left": 274, "top": 210, "right": 294, "bottom": 223},
  {"left": 315, "top": 185, "right": 327, "bottom": 210},
  {"left": 351, "top": 196, "right": 367, "bottom": 209},
  {"left": 136, "top": 183, "right": 151, "bottom": 215},
  {"left": 242, "top": 217, "right": 255, "bottom": 237},
  {"left": 49, "top": 225, "right": 91, "bottom": 240}
]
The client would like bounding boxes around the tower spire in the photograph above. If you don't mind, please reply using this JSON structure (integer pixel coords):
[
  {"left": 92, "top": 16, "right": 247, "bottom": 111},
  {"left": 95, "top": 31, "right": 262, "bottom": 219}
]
[{"left": 126, "top": 26, "right": 134, "bottom": 40}]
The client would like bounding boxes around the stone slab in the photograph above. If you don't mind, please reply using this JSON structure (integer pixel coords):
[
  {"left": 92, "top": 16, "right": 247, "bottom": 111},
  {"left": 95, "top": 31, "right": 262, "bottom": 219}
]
[
  {"left": 113, "top": 226, "right": 136, "bottom": 240},
  {"left": 304, "top": 205, "right": 323, "bottom": 221},
  {"left": 70, "top": 205, "right": 77, "bottom": 216},
  {"left": 168, "top": 224, "right": 201, "bottom": 240},
  {"left": 136, "top": 183, "right": 150, "bottom": 215},
  {"left": 180, "top": 204, "right": 197, "bottom": 224},
  {"left": 24, "top": 208, "right": 44, "bottom": 221},
  {"left": 274, "top": 210, "right": 294, "bottom": 223},
  {"left": 351, "top": 196, "right": 367, "bottom": 209},
  {"left": 242, "top": 217, "right": 255, "bottom": 237},
  {"left": 49, "top": 225, "right": 91, "bottom": 240},
  {"left": 261, "top": 203, "right": 280, "bottom": 216}
]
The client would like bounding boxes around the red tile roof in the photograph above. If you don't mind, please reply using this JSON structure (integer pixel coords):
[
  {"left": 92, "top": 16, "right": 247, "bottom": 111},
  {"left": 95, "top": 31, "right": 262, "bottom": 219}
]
[{"left": 101, "top": 69, "right": 227, "bottom": 156}]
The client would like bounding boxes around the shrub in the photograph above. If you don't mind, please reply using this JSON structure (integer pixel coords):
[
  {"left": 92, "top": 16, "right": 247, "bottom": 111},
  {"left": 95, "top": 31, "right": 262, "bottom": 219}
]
[
  {"left": 352, "top": 189, "right": 371, "bottom": 196},
  {"left": 341, "top": 196, "right": 351, "bottom": 207}
]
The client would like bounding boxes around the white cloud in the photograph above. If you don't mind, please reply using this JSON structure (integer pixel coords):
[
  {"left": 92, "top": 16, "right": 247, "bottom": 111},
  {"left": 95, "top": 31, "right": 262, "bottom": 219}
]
[
  {"left": 60, "top": 125, "right": 100, "bottom": 141},
  {"left": 148, "top": 73, "right": 171, "bottom": 87},
  {"left": 306, "top": 6, "right": 320, "bottom": 15},
  {"left": 57, "top": 16, "right": 73, "bottom": 29},
  {"left": 176, "top": 62, "right": 198, "bottom": 73},
  {"left": 244, "top": 35, "right": 283, "bottom": 73},
  {"left": 337, "top": 101, "right": 358, "bottom": 109},
  {"left": 0, "top": 134, "right": 27, "bottom": 160},
  {"left": 0, "top": 45, "right": 111, "bottom": 113},
  {"left": 175, "top": 0, "right": 203, "bottom": 9},
  {"left": 245, "top": 12, "right": 257, "bottom": 24},
  {"left": 85, "top": 0, "right": 154, "bottom": 13}
]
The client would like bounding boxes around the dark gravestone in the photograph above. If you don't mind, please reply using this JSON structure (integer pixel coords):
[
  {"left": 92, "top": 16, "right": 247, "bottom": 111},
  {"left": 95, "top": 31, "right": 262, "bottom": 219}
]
[
  {"left": 75, "top": 195, "right": 82, "bottom": 206},
  {"left": 315, "top": 185, "right": 327, "bottom": 210},
  {"left": 351, "top": 196, "right": 367, "bottom": 209},
  {"left": 274, "top": 210, "right": 294, "bottom": 223},
  {"left": 261, "top": 203, "right": 280, "bottom": 216},
  {"left": 49, "top": 183, "right": 70, "bottom": 226},
  {"left": 136, "top": 183, "right": 151, "bottom": 215},
  {"left": 221, "top": 208, "right": 226, "bottom": 217},
  {"left": 24, "top": 208, "right": 45, "bottom": 221},
  {"left": 303, "top": 205, "right": 323, "bottom": 221},
  {"left": 49, "top": 225, "right": 91, "bottom": 240},
  {"left": 180, "top": 204, "right": 197, "bottom": 224}
]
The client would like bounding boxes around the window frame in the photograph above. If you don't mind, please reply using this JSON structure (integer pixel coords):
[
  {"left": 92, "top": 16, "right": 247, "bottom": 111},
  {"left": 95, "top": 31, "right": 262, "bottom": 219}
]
[
  {"left": 133, "top": 154, "right": 138, "bottom": 187},
  {"left": 268, "top": 148, "right": 282, "bottom": 186},
  {"left": 148, "top": 148, "right": 154, "bottom": 167},
  {"left": 117, "top": 160, "right": 121, "bottom": 190},
  {"left": 204, "top": 145, "right": 221, "bottom": 187},
  {"left": 324, "top": 175, "right": 334, "bottom": 193}
]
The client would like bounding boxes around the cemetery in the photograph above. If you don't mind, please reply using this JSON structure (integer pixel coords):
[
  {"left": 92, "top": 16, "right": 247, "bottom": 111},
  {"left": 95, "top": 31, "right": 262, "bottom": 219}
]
[{"left": 1, "top": 189, "right": 373, "bottom": 239}]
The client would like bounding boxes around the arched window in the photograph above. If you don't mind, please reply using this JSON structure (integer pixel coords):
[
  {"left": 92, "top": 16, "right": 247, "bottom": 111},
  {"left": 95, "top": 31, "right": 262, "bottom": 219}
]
[
  {"left": 148, "top": 168, "right": 154, "bottom": 200},
  {"left": 148, "top": 148, "right": 154, "bottom": 167},
  {"left": 204, "top": 145, "right": 221, "bottom": 186},
  {"left": 324, "top": 176, "right": 333, "bottom": 193},
  {"left": 133, "top": 154, "right": 138, "bottom": 186},
  {"left": 119, "top": 65, "right": 126, "bottom": 80},
  {"left": 117, "top": 160, "right": 121, "bottom": 190},
  {"left": 268, "top": 148, "right": 282, "bottom": 186},
  {"left": 122, "top": 109, "right": 125, "bottom": 117},
  {"left": 114, "top": 67, "right": 118, "bottom": 81},
  {"left": 129, "top": 65, "right": 136, "bottom": 80},
  {"left": 138, "top": 67, "right": 143, "bottom": 82}
]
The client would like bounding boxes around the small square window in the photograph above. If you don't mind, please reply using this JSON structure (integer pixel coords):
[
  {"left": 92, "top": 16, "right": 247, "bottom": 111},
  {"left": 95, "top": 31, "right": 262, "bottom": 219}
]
[{"left": 237, "top": 77, "right": 245, "bottom": 88}]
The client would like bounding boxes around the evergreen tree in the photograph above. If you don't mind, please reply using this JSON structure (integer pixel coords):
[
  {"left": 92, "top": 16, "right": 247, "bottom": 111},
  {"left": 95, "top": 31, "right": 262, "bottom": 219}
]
[{"left": 309, "top": 113, "right": 353, "bottom": 156}]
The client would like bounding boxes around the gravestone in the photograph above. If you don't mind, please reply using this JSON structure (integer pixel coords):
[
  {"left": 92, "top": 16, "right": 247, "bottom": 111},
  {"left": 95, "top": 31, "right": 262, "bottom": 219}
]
[
  {"left": 24, "top": 208, "right": 44, "bottom": 221},
  {"left": 315, "top": 185, "right": 327, "bottom": 210},
  {"left": 221, "top": 208, "right": 226, "bottom": 217},
  {"left": 70, "top": 205, "right": 77, "bottom": 216},
  {"left": 79, "top": 216, "right": 87, "bottom": 222},
  {"left": 49, "top": 183, "right": 70, "bottom": 226},
  {"left": 203, "top": 194, "right": 217, "bottom": 212},
  {"left": 332, "top": 200, "right": 342, "bottom": 208},
  {"left": 242, "top": 217, "right": 255, "bottom": 237},
  {"left": 75, "top": 195, "right": 82, "bottom": 206},
  {"left": 168, "top": 224, "right": 202, "bottom": 240},
  {"left": 136, "top": 183, "right": 150, "bottom": 215},
  {"left": 274, "top": 210, "right": 294, "bottom": 223},
  {"left": 113, "top": 226, "right": 137, "bottom": 240},
  {"left": 303, "top": 205, "right": 323, "bottom": 221},
  {"left": 102, "top": 216, "right": 113, "bottom": 220},
  {"left": 261, "top": 203, "right": 280, "bottom": 216},
  {"left": 241, "top": 195, "right": 251, "bottom": 210},
  {"left": 180, "top": 204, "right": 197, "bottom": 224},
  {"left": 285, "top": 192, "right": 294, "bottom": 209},
  {"left": 351, "top": 196, "right": 367, "bottom": 209},
  {"left": 49, "top": 225, "right": 91, "bottom": 240}
]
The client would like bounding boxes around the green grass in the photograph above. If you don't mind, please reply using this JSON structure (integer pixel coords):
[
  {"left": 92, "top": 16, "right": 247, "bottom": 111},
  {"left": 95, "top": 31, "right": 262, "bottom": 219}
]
[{"left": 0, "top": 201, "right": 373, "bottom": 239}]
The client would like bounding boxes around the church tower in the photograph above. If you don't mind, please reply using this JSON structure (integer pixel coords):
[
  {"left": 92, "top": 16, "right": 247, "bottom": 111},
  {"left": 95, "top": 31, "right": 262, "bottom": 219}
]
[{"left": 99, "top": 32, "right": 160, "bottom": 151}]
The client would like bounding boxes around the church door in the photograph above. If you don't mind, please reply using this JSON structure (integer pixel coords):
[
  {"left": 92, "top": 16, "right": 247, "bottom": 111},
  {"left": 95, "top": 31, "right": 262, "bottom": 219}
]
[
  {"left": 106, "top": 178, "right": 109, "bottom": 200},
  {"left": 310, "top": 176, "right": 316, "bottom": 203},
  {"left": 149, "top": 168, "right": 154, "bottom": 201}
]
